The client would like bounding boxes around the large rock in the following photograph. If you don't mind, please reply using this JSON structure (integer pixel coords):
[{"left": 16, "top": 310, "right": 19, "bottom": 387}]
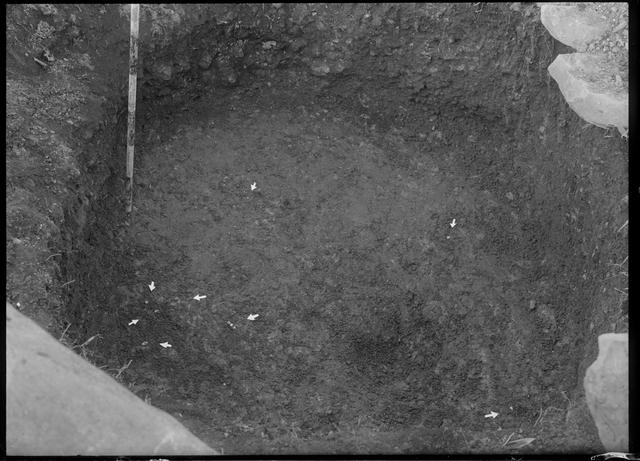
[
  {"left": 548, "top": 53, "right": 628, "bottom": 135},
  {"left": 584, "top": 333, "right": 628, "bottom": 452},
  {"left": 539, "top": 4, "right": 610, "bottom": 51},
  {"left": 6, "top": 302, "right": 218, "bottom": 456}
]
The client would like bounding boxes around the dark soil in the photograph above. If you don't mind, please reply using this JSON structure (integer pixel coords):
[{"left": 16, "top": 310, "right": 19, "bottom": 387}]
[
  {"left": 6, "top": 3, "right": 628, "bottom": 455},
  {"left": 62, "top": 71, "right": 626, "bottom": 453}
]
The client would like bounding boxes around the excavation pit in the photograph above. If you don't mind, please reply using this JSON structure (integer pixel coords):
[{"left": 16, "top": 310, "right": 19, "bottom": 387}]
[{"left": 6, "top": 3, "right": 628, "bottom": 455}]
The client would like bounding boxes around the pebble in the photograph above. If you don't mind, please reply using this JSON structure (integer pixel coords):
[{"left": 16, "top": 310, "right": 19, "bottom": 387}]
[{"left": 198, "top": 53, "right": 213, "bottom": 70}]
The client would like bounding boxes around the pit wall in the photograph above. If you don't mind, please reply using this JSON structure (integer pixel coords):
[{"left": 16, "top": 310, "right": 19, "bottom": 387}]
[{"left": 5, "top": 3, "right": 627, "bottom": 452}]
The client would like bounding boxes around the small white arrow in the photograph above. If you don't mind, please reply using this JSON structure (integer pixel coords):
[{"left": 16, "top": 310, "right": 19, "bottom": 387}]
[
  {"left": 193, "top": 294, "right": 207, "bottom": 301},
  {"left": 484, "top": 411, "right": 499, "bottom": 419},
  {"left": 251, "top": 182, "right": 257, "bottom": 191},
  {"left": 128, "top": 319, "right": 139, "bottom": 326},
  {"left": 450, "top": 218, "right": 457, "bottom": 228},
  {"left": 148, "top": 281, "right": 155, "bottom": 291},
  {"left": 247, "top": 314, "right": 259, "bottom": 321},
  {"left": 159, "top": 342, "right": 172, "bottom": 348}
]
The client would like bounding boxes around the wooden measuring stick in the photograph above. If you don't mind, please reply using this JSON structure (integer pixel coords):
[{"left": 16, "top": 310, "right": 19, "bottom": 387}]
[{"left": 126, "top": 4, "right": 140, "bottom": 213}]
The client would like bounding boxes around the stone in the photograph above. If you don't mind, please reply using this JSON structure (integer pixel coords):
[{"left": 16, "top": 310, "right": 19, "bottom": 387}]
[
  {"left": 151, "top": 62, "right": 173, "bottom": 81},
  {"left": 583, "top": 333, "right": 628, "bottom": 452},
  {"left": 540, "top": 4, "right": 610, "bottom": 51},
  {"left": 215, "top": 9, "right": 236, "bottom": 25},
  {"left": 262, "top": 40, "right": 277, "bottom": 50},
  {"left": 548, "top": 53, "right": 628, "bottom": 134},
  {"left": 310, "top": 59, "right": 330, "bottom": 76},
  {"left": 6, "top": 303, "right": 218, "bottom": 456},
  {"left": 230, "top": 40, "right": 245, "bottom": 58},
  {"left": 37, "top": 4, "right": 58, "bottom": 16}
]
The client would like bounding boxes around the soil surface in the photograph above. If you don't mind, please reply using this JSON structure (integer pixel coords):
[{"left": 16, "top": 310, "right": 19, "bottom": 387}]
[
  {"left": 64, "top": 72, "right": 621, "bottom": 453},
  {"left": 6, "top": 3, "right": 628, "bottom": 455}
]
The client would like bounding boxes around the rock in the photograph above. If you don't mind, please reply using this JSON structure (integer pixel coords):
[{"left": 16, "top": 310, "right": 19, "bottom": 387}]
[
  {"left": 151, "top": 62, "right": 173, "bottom": 81},
  {"left": 230, "top": 40, "right": 245, "bottom": 58},
  {"left": 37, "top": 4, "right": 58, "bottom": 16},
  {"left": 310, "top": 59, "right": 330, "bottom": 76},
  {"left": 548, "top": 53, "right": 628, "bottom": 134},
  {"left": 540, "top": 4, "right": 610, "bottom": 51},
  {"left": 6, "top": 303, "right": 218, "bottom": 455},
  {"left": 198, "top": 52, "right": 213, "bottom": 70},
  {"left": 262, "top": 40, "right": 277, "bottom": 50},
  {"left": 215, "top": 9, "right": 236, "bottom": 25},
  {"left": 584, "top": 333, "right": 628, "bottom": 452},
  {"left": 224, "top": 71, "right": 238, "bottom": 85}
]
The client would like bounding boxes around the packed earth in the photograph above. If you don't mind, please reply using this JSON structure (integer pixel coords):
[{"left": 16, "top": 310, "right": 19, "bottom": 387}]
[{"left": 6, "top": 3, "right": 628, "bottom": 455}]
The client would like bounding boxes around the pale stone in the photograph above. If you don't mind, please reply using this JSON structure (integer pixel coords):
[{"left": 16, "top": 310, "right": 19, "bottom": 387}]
[
  {"left": 584, "top": 333, "right": 628, "bottom": 452},
  {"left": 310, "top": 59, "right": 331, "bottom": 76},
  {"left": 6, "top": 303, "right": 218, "bottom": 456},
  {"left": 540, "top": 5, "right": 610, "bottom": 51},
  {"left": 548, "top": 53, "right": 628, "bottom": 133}
]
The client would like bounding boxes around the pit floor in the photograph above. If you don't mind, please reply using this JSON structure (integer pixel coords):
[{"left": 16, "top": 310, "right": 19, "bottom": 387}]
[{"left": 89, "top": 78, "right": 602, "bottom": 454}]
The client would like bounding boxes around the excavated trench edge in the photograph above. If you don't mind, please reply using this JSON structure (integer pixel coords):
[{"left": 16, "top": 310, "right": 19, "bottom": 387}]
[{"left": 52, "top": 7, "right": 626, "bottom": 453}]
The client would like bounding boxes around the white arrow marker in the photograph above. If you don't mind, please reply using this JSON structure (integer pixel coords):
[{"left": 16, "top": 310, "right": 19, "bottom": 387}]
[
  {"left": 148, "top": 281, "right": 155, "bottom": 291},
  {"left": 193, "top": 294, "right": 207, "bottom": 301},
  {"left": 247, "top": 314, "right": 259, "bottom": 321},
  {"left": 484, "top": 411, "right": 499, "bottom": 419},
  {"left": 159, "top": 342, "right": 172, "bottom": 348},
  {"left": 251, "top": 182, "right": 257, "bottom": 191},
  {"left": 128, "top": 319, "right": 139, "bottom": 326},
  {"left": 450, "top": 218, "right": 457, "bottom": 228}
]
